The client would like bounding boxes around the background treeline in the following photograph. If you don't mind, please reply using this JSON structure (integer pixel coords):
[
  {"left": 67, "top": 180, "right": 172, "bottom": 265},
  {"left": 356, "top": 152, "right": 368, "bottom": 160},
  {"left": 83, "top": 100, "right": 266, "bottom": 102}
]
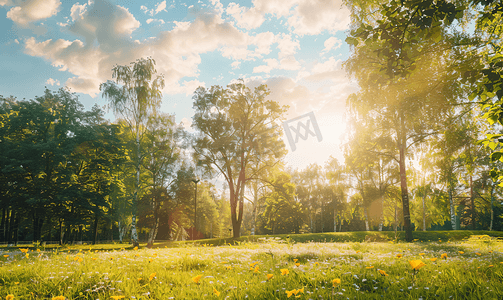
[{"left": 2, "top": 0, "right": 503, "bottom": 244}]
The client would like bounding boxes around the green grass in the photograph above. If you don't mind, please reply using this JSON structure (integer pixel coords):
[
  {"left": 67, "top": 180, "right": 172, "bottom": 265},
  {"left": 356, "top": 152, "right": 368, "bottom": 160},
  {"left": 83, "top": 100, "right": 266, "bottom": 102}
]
[{"left": 1, "top": 231, "right": 502, "bottom": 299}]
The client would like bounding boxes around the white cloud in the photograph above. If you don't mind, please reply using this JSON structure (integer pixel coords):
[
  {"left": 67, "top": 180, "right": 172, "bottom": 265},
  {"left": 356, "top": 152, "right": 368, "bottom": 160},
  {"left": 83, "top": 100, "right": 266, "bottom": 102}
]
[
  {"left": 253, "top": 58, "right": 279, "bottom": 73},
  {"left": 276, "top": 33, "right": 300, "bottom": 59},
  {"left": 231, "top": 61, "right": 241, "bottom": 69},
  {"left": 45, "top": 78, "right": 60, "bottom": 86},
  {"left": 14, "top": 38, "right": 19, "bottom": 44},
  {"left": 24, "top": 1, "right": 268, "bottom": 98},
  {"left": 155, "top": 1, "right": 167, "bottom": 14},
  {"left": 226, "top": 2, "right": 264, "bottom": 30},
  {"left": 70, "top": 2, "right": 87, "bottom": 22},
  {"left": 5, "top": 0, "right": 61, "bottom": 26},
  {"left": 180, "top": 117, "right": 194, "bottom": 132},
  {"left": 321, "top": 37, "right": 342, "bottom": 54},
  {"left": 287, "top": 0, "right": 350, "bottom": 36},
  {"left": 146, "top": 18, "right": 165, "bottom": 24}
]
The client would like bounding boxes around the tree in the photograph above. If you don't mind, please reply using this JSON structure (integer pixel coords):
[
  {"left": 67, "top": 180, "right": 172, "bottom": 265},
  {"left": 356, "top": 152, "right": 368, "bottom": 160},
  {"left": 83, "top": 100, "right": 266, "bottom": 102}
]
[
  {"left": 344, "top": 0, "right": 465, "bottom": 241},
  {"left": 192, "top": 80, "right": 287, "bottom": 238},
  {"left": 100, "top": 57, "right": 165, "bottom": 246}
]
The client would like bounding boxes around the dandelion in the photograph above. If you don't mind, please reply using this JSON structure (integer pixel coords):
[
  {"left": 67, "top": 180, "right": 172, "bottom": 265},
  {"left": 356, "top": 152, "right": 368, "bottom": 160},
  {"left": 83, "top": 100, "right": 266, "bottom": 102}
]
[
  {"left": 52, "top": 297, "right": 66, "bottom": 300},
  {"left": 19, "top": 248, "right": 28, "bottom": 253},
  {"left": 366, "top": 266, "right": 374, "bottom": 269},
  {"left": 149, "top": 272, "right": 156, "bottom": 281},
  {"left": 14, "top": 282, "right": 19, "bottom": 285},
  {"left": 110, "top": 297, "right": 125, "bottom": 300},
  {"left": 396, "top": 254, "right": 402, "bottom": 258},
  {"left": 281, "top": 269, "right": 289, "bottom": 275},
  {"left": 314, "top": 262, "right": 320, "bottom": 266},
  {"left": 6, "top": 295, "right": 14, "bottom": 300},
  {"left": 78, "top": 258, "right": 83, "bottom": 263},
  {"left": 409, "top": 260, "right": 426, "bottom": 271},
  {"left": 266, "top": 274, "right": 274, "bottom": 281},
  {"left": 192, "top": 275, "right": 203, "bottom": 284},
  {"left": 430, "top": 258, "right": 437, "bottom": 262},
  {"left": 133, "top": 246, "right": 138, "bottom": 250},
  {"left": 332, "top": 278, "right": 341, "bottom": 287},
  {"left": 356, "top": 250, "right": 361, "bottom": 253},
  {"left": 441, "top": 253, "right": 448, "bottom": 259},
  {"left": 295, "top": 263, "right": 300, "bottom": 267},
  {"left": 293, "top": 259, "right": 298, "bottom": 263},
  {"left": 475, "top": 253, "right": 481, "bottom": 256},
  {"left": 419, "top": 253, "right": 425, "bottom": 256},
  {"left": 3, "top": 255, "right": 9, "bottom": 258},
  {"left": 488, "top": 265, "right": 494, "bottom": 267},
  {"left": 213, "top": 287, "right": 220, "bottom": 296},
  {"left": 378, "top": 270, "right": 388, "bottom": 276},
  {"left": 25, "top": 253, "right": 29, "bottom": 258}
]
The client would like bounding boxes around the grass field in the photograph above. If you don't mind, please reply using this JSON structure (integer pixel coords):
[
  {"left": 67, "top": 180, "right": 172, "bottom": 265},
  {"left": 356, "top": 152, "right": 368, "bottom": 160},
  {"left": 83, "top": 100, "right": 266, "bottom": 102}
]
[{"left": 1, "top": 231, "right": 502, "bottom": 299}]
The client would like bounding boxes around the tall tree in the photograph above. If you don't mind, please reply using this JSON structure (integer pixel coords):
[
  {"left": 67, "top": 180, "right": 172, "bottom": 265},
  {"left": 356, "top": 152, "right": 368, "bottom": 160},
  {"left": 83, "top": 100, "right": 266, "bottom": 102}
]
[
  {"left": 100, "top": 57, "right": 165, "bottom": 246},
  {"left": 192, "top": 80, "right": 287, "bottom": 238},
  {"left": 344, "top": 0, "right": 463, "bottom": 241}
]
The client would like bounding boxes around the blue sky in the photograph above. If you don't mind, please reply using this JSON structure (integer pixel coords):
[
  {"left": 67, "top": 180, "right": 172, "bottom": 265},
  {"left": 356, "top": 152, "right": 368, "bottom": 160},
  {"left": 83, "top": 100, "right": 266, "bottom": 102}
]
[{"left": 0, "top": 0, "right": 356, "bottom": 171}]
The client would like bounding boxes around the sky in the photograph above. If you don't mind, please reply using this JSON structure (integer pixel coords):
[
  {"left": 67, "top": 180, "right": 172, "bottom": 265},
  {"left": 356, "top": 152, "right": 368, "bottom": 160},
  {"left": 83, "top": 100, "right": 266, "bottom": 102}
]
[{"left": 0, "top": 0, "right": 357, "bottom": 172}]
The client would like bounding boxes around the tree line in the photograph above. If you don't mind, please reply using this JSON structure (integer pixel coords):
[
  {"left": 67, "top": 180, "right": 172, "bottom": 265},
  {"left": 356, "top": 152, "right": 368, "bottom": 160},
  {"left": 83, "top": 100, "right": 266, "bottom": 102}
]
[{"left": 1, "top": 0, "right": 503, "bottom": 244}]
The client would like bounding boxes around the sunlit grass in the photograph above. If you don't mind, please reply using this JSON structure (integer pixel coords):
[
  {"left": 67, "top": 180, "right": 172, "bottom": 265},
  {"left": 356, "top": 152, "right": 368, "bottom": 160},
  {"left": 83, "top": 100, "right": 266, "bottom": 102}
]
[{"left": 1, "top": 233, "right": 502, "bottom": 299}]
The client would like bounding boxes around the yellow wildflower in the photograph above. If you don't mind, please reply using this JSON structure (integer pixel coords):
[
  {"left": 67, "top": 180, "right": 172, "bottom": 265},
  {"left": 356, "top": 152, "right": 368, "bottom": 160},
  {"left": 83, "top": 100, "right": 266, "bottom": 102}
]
[
  {"left": 314, "top": 262, "right": 320, "bottom": 266},
  {"left": 396, "top": 254, "right": 402, "bottom": 258},
  {"left": 441, "top": 253, "right": 447, "bottom": 259},
  {"left": 430, "top": 258, "right": 438, "bottom": 262},
  {"left": 295, "top": 263, "right": 300, "bottom": 267},
  {"left": 149, "top": 272, "right": 156, "bottom": 281},
  {"left": 52, "top": 297, "right": 66, "bottom": 300},
  {"left": 110, "top": 297, "right": 125, "bottom": 300},
  {"left": 6, "top": 295, "right": 14, "bottom": 300},
  {"left": 378, "top": 270, "right": 388, "bottom": 276},
  {"left": 213, "top": 287, "right": 220, "bottom": 296},
  {"left": 332, "top": 278, "right": 341, "bottom": 287},
  {"left": 266, "top": 274, "right": 274, "bottom": 281},
  {"left": 293, "top": 259, "right": 298, "bottom": 263},
  {"left": 254, "top": 266, "right": 260, "bottom": 273},
  {"left": 366, "top": 266, "right": 374, "bottom": 269},
  {"left": 476, "top": 253, "right": 481, "bottom": 256},
  {"left": 192, "top": 275, "right": 203, "bottom": 284},
  {"left": 3, "top": 255, "right": 9, "bottom": 258},
  {"left": 137, "top": 278, "right": 142, "bottom": 282},
  {"left": 226, "top": 266, "right": 232, "bottom": 270},
  {"left": 419, "top": 253, "right": 425, "bottom": 256},
  {"left": 133, "top": 246, "right": 138, "bottom": 250},
  {"left": 19, "top": 248, "right": 28, "bottom": 253},
  {"left": 281, "top": 269, "right": 289, "bottom": 275},
  {"left": 285, "top": 290, "right": 295, "bottom": 298},
  {"left": 409, "top": 260, "right": 426, "bottom": 270}
]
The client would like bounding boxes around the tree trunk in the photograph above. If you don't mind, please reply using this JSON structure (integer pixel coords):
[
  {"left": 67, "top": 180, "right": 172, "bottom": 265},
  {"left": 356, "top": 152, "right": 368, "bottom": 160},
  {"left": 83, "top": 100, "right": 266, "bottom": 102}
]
[
  {"left": 470, "top": 175, "right": 475, "bottom": 230},
  {"left": 449, "top": 187, "right": 456, "bottom": 230},
  {"left": 93, "top": 214, "right": 99, "bottom": 245},
  {"left": 364, "top": 207, "right": 370, "bottom": 231},
  {"left": 490, "top": 182, "right": 494, "bottom": 231},
  {"left": 0, "top": 208, "right": 5, "bottom": 242},
  {"left": 379, "top": 195, "right": 384, "bottom": 231},
  {"left": 422, "top": 189, "right": 426, "bottom": 231},
  {"left": 394, "top": 201, "right": 398, "bottom": 240},
  {"left": 147, "top": 199, "right": 160, "bottom": 247},
  {"left": 7, "top": 209, "right": 13, "bottom": 245},
  {"left": 13, "top": 211, "right": 19, "bottom": 246},
  {"left": 130, "top": 129, "right": 140, "bottom": 247},
  {"left": 398, "top": 116, "right": 413, "bottom": 242},
  {"left": 58, "top": 218, "right": 63, "bottom": 245}
]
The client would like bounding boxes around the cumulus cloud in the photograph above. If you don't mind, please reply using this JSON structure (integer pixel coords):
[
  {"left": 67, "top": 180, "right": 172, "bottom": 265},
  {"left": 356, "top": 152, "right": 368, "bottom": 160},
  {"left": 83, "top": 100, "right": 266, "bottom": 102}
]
[
  {"left": 321, "top": 37, "right": 342, "bottom": 54},
  {"left": 276, "top": 33, "right": 300, "bottom": 59},
  {"left": 23, "top": 0, "right": 274, "bottom": 98},
  {"left": 45, "top": 78, "right": 60, "bottom": 86},
  {"left": 287, "top": 0, "right": 350, "bottom": 36},
  {"left": 226, "top": 2, "right": 264, "bottom": 30},
  {"left": 4, "top": 0, "right": 61, "bottom": 26},
  {"left": 141, "top": 1, "right": 167, "bottom": 16},
  {"left": 146, "top": 18, "right": 165, "bottom": 24}
]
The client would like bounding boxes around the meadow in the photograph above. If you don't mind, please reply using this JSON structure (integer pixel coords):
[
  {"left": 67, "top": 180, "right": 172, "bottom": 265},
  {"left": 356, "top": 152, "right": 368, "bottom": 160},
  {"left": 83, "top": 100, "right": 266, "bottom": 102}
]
[{"left": 1, "top": 231, "right": 502, "bottom": 299}]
